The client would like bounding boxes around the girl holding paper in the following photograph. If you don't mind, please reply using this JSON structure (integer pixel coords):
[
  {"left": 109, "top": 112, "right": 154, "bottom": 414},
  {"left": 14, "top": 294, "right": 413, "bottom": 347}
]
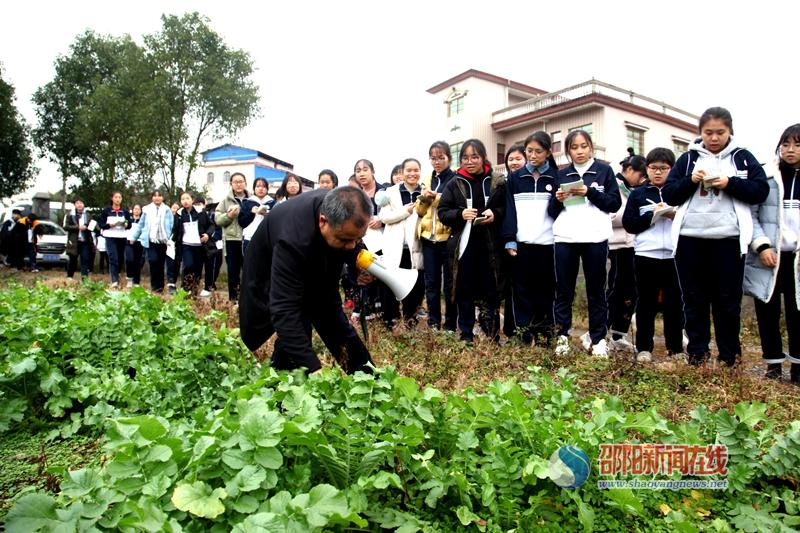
[
  {"left": 622, "top": 148, "right": 684, "bottom": 363},
  {"left": 238, "top": 177, "right": 276, "bottom": 256},
  {"left": 662, "top": 107, "right": 768, "bottom": 367},
  {"left": 174, "top": 191, "right": 212, "bottom": 295},
  {"left": 379, "top": 158, "right": 426, "bottom": 327},
  {"left": 438, "top": 139, "right": 506, "bottom": 343},
  {"left": 98, "top": 191, "right": 131, "bottom": 289},
  {"left": 548, "top": 130, "right": 622, "bottom": 357}
]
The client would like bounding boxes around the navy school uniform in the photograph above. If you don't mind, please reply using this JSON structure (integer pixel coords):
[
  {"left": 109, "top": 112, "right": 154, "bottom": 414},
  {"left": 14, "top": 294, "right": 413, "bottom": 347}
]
[
  {"left": 622, "top": 184, "right": 685, "bottom": 354},
  {"left": 502, "top": 162, "right": 557, "bottom": 345},
  {"left": 548, "top": 160, "right": 621, "bottom": 345}
]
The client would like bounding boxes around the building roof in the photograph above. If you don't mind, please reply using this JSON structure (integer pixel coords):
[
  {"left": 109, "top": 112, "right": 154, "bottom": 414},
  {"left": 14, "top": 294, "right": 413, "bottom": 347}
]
[
  {"left": 491, "top": 79, "right": 698, "bottom": 133},
  {"left": 202, "top": 143, "right": 293, "bottom": 169},
  {"left": 426, "top": 69, "right": 547, "bottom": 97}
]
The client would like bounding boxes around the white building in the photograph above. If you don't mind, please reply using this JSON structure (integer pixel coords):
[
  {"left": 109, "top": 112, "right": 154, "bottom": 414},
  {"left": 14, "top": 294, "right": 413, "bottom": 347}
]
[
  {"left": 427, "top": 69, "right": 699, "bottom": 174},
  {"left": 193, "top": 144, "right": 313, "bottom": 203}
]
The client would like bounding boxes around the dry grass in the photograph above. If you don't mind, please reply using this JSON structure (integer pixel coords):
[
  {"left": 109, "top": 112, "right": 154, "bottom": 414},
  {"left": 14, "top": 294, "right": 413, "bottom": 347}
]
[{"left": 3, "top": 266, "right": 799, "bottom": 428}]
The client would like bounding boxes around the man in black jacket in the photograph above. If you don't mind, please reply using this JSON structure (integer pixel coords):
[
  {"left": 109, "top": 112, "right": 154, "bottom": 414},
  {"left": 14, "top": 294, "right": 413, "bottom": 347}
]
[{"left": 239, "top": 186, "right": 374, "bottom": 374}]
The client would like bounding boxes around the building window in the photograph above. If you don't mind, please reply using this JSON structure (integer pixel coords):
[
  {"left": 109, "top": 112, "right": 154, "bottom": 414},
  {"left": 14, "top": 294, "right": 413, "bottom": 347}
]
[
  {"left": 626, "top": 127, "right": 645, "bottom": 156},
  {"left": 448, "top": 96, "right": 464, "bottom": 117},
  {"left": 569, "top": 123, "right": 594, "bottom": 138},
  {"left": 497, "top": 143, "right": 506, "bottom": 166},
  {"left": 450, "top": 142, "right": 464, "bottom": 168},
  {"left": 223, "top": 171, "right": 231, "bottom": 183},
  {"left": 552, "top": 130, "right": 562, "bottom": 153},
  {"left": 673, "top": 140, "right": 689, "bottom": 156},
  {"left": 207, "top": 172, "right": 214, "bottom": 184}
]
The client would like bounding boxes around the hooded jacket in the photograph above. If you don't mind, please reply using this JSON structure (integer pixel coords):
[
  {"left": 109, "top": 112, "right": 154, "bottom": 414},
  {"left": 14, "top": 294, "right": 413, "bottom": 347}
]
[
  {"left": 548, "top": 159, "right": 621, "bottom": 243},
  {"left": 743, "top": 160, "right": 800, "bottom": 305},
  {"left": 661, "top": 136, "right": 768, "bottom": 254},
  {"left": 501, "top": 161, "right": 556, "bottom": 246}
]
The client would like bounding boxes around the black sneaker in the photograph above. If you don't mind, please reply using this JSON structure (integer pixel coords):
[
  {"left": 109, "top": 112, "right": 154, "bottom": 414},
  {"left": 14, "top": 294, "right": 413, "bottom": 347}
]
[{"left": 765, "top": 363, "right": 782, "bottom": 380}]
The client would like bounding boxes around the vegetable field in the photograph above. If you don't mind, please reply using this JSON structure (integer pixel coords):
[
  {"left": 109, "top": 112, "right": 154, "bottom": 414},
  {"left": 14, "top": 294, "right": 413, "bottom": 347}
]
[{"left": 1, "top": 279, "right": 799, "bottom": 532}]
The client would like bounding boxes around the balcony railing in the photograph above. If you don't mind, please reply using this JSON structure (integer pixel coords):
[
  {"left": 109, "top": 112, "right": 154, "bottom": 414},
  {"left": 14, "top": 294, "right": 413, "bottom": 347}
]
[{"left": 492, "top": 79, "right": 698, "bottom": 126}]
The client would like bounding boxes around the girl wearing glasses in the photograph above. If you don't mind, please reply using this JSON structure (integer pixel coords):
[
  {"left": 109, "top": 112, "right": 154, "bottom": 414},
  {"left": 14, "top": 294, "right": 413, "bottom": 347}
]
[
  {"left": 622, "top": 148, "right": 684, "bottom": 363},
  {"left": 743, "top": 124, "right": 800, "bottom": 384},
  {"left": 549, "top": 130, "right": 622, "bottom": 357},
  {"left": 417, "top": 141, "right": 458, "bottom": 331},
  {"left": 501, "top": 132, "right": 558, "bottom": 346},
  {"left": 438, "top": 139, "right": 506, "bottom": 343},
  {"left": 662, "top": 107, "right": 769, "bottom": 367}
]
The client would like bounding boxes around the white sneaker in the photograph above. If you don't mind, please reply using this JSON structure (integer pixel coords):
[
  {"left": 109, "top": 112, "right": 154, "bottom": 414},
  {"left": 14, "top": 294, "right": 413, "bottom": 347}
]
[
  {"left": 110, "top": 281, "right": 119, "bottom": 289},
  {"left": 125, "top": 278, "right": 133, "bottom": 289},
  {"left": 580, "top": 332, "right": 592, "bottom": 351},
  {"left": 609, "top": 336, "right": 635, "bottom": 353},
  {"left": 591, "top": 339, "right": 609, "bottom": 358},
  {"left": 199, "top": 289, "right": 211, "bottom": 298},
  {"left": 636, "top": 351, "right": 652, "bottom": 363},
  {"left": 555, "top": 335, "right": 571, "bottom": 356}
]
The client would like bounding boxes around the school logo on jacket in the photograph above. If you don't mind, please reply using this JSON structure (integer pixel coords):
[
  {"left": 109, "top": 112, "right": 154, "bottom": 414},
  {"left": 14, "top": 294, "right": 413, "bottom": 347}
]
[{"left": 546, "top": 184, "right": 553, "bottom": 192}]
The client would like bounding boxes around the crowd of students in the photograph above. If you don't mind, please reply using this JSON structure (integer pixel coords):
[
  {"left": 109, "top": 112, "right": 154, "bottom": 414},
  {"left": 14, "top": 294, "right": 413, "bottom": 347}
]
[
  {"left": 1, "top": 107, "right": 797, "bottom": 383},
  {"left": 340, "top": 107, "right": 798, "bottom": 384}
]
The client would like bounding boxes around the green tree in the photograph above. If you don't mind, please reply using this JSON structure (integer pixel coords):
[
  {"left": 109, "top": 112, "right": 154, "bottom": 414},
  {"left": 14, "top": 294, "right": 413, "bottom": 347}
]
[
  {"left": 0, "top": 65, "right": 36, "bottom": 197},
  {"left": 145, "top": 12, "right": 260, "bottom": 197},
  {"left": 32, "top": 31, "right": 156, "bottom": 208}
]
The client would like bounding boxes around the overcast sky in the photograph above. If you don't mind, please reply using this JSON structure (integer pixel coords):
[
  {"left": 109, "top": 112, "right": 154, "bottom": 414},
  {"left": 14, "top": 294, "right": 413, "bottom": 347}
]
[{"left": 2, "top": 0, "right": 797, "bottom": 194}]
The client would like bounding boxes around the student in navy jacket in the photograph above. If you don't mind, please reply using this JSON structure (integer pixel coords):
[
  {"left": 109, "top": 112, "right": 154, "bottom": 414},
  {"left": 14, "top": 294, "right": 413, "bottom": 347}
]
[
  {"left": 662, "top": 107, "right": 768, "bottom": 367},
  {"left": 622, "top": 148, "right": 684, "bottom": 362},
  {"left": 239, "top": 187, "right": 374, "bottom": 374},
  {"left": 502, "top": 132, "right": 558, "bottom": 346},
  {"left": 98, "top": 191, "right": 132, "bottom": 289},
  {"left": 548, "top": 130, "right": 622, "bottom": 357},
  {"left": 238, "top": 177, "right": 276, "bottom": 256},
  {"left": 173, "top": 191, "right": 213, "bottom": 295}
]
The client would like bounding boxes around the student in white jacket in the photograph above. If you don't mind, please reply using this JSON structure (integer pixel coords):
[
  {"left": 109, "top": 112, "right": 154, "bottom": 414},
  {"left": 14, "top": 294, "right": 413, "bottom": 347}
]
[{"left": 378, "top": 158, "right": 425, "bottom": 327}]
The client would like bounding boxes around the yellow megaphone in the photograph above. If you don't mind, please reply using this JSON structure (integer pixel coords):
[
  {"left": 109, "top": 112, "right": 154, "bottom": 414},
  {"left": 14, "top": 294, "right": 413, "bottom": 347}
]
[{"left": 356, "top": 249, "right": 419, "bottom": 301}]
